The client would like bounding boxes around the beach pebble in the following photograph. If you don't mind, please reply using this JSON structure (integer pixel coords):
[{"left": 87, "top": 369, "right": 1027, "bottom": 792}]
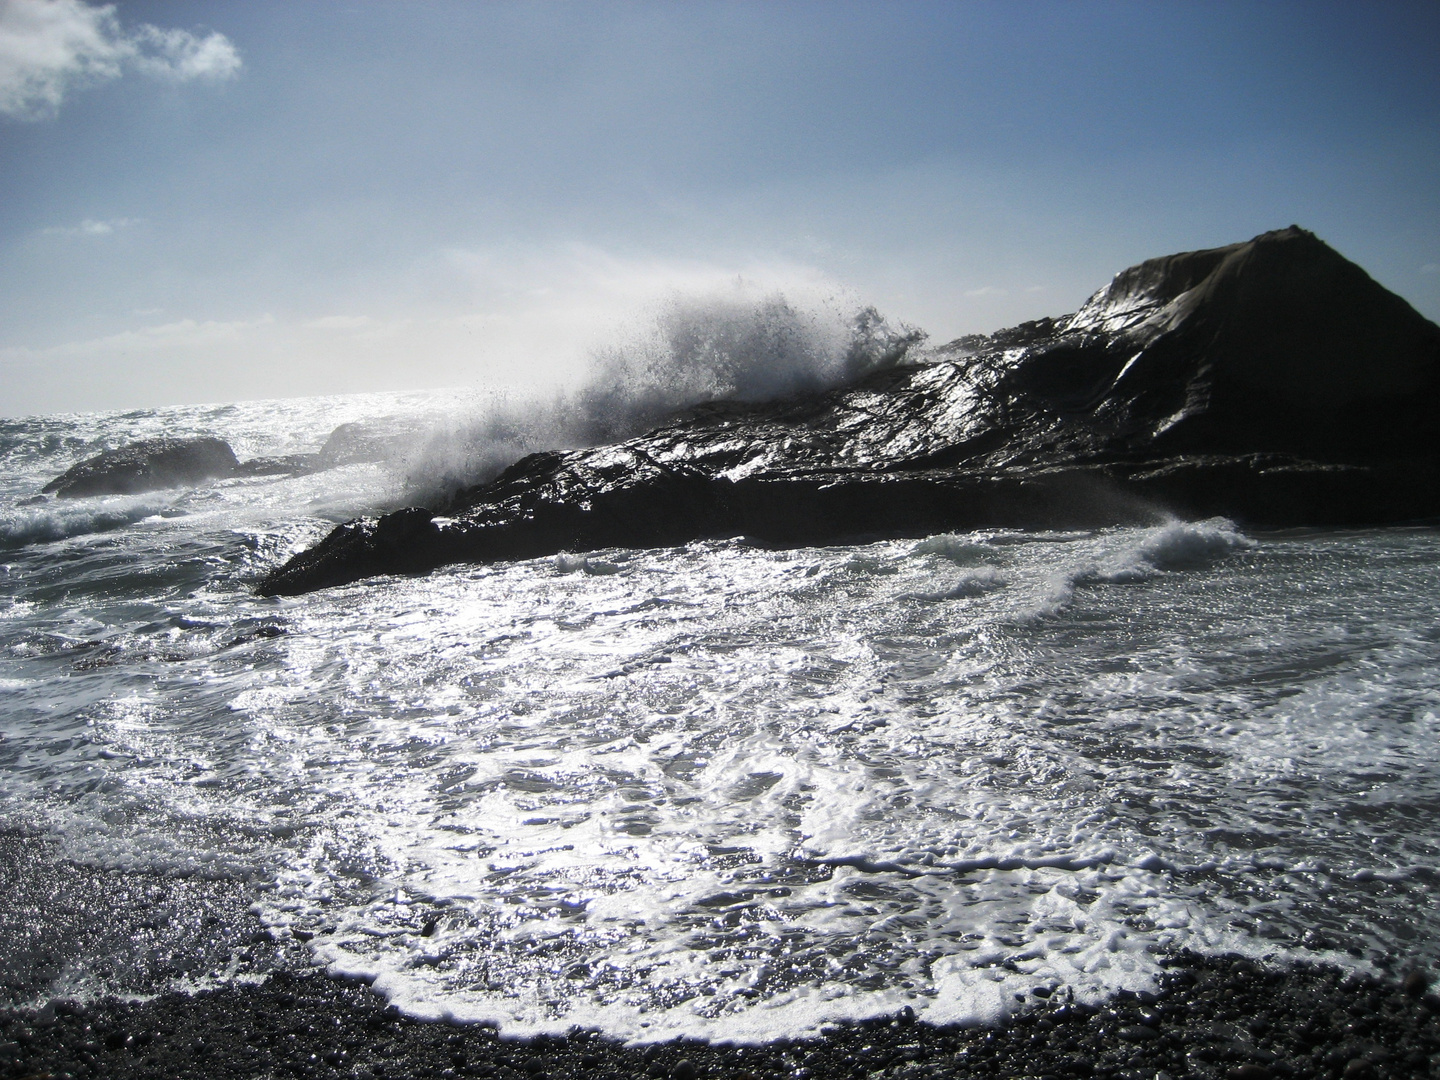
[
  {"left": 1403, "top": 969, "right": 1429, "bottom": 997},
  {"left": 7, "top": 949, "right": 1440, "bottom": 1080},
  {"left": 1118, "top": 1024, "right": 1159, "bottom": 1042}
]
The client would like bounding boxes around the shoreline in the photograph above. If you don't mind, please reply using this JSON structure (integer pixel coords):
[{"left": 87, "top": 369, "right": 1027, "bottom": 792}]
[
  {"left": 4, "top": 840, "right": 1440, "bottom": 1080},
  {"left": 5, "top": 950, "right": 1439, "bottom": 1079}
]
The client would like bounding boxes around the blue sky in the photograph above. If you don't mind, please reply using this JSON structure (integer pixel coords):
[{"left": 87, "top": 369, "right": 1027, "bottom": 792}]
[{"left": 1, "top": 0, "right": 1438, "bottom": 416}]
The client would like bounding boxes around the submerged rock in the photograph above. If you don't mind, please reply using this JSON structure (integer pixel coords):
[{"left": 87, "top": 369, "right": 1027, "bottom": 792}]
[
  {"left": 260, "top": 227, "right": 1440, "bottom": 596},
  {"left": 43, "top": 437, "right": 240, "bottom": 499},
  {"left": 230, "top": 453, "right": 323, "bottom": 478},
  {"left": 317, "top": 416, "right": 422, "bottom": 467}
]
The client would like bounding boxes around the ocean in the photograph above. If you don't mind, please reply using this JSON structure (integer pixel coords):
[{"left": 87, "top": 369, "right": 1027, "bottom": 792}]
[{"left": 2, "top": 388, "right": 1439, "bottom": 1045}]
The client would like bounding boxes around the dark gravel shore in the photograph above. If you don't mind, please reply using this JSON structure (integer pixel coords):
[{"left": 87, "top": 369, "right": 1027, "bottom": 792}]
[
  {"left": 5, "top": 951, "right": 1439, "bottom": 1080},
  {"left": 4, "top": 834, "right": 1440, "bottom": 1080}
]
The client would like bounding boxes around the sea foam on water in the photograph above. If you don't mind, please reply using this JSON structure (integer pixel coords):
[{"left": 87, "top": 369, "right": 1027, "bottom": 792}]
[{"left": 0, "top": 393, "right": 1437, "bottom": 1042}]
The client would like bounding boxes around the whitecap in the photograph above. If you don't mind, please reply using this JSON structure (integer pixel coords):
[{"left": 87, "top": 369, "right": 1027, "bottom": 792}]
[
  {"left": 0, "top": 496, "right": 177, "bottom": 549},
  {"left": 910, "top": 567, "right": 1007, "bottom": 601}
]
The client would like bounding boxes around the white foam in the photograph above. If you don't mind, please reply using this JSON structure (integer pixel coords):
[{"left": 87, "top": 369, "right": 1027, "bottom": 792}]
[
  {"left": 1005, "top": 518, "right": 1253, "bottom": 620},
  {"left": 910, "top": 567, "right": 1007, "bottom": 600},
  {"left": 4, "top": 479, "right": 1436, "bottom": 1042},
  {"left": 1134, "top": 516, "right": 1255, "bottom": 569},
  {"left": 910, "top": 534, "right": 992, "bottom": 564},
  {"left": 0, "top": 496, "right": 179, "bottom": 548}
]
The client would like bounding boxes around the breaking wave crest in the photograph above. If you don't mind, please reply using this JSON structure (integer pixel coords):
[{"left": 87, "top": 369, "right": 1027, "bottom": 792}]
[
  {"left": 403, "top": 289, "right": 923, "bottom": 504},
  {"left": 1021, "top": 517, "right": 1253, "bottom": 619},
  {"left": 910, "top": 534, "right": 993, "bottom": 564},
  {"left": 0, "top": 497, "right": 178, "bottom": 549},
  {"left": 910, "top": 566, "right": 1008, "bottom": 601},
  {"left": 1135, "top": 516, "right": 1256, "bottom": 570}
]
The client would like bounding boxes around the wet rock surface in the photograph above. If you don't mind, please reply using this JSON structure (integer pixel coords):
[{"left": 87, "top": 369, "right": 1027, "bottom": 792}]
[
  {"left": 5, "top": 952, "right": 1440, "bottom": 1080},
  {"left": 260, "top": 226, "right": 1440, "bottom": 596},
  {"left": 41, "top": 437, "right": 240, "bottom": 499}
]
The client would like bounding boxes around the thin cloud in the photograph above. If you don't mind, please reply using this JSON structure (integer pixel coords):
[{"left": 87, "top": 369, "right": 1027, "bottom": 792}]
[
  {"left": 0, "top": 0, "right": 241, "bottom": 121},
  {"left": 42, "top": 216, "right": 139, "bottom": 236},
  {"left": 305, "top": 315, "right": 381, "bottom": 332},
  {"left": 964, "top": 285, "right": 1009, "bottom": 299},
  {"left": 0, "top": 315, "right": 275, "bottom": 364}
]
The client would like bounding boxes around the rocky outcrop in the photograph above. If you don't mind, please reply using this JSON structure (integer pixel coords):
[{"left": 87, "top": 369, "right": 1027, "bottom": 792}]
[
  {"left": 41, "top": 415, "right": 432, "bottom": 498},
  {"left": 43, "top": 437, "right": 240, "bottom": 499},
  {"left": 259, "top": 227, "right": 1440, "bottom": 596}
]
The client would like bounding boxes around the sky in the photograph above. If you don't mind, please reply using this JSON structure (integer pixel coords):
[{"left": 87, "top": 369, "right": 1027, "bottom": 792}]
[{"left": 1, "top": 0, "right": 1438, "bottom": 417}]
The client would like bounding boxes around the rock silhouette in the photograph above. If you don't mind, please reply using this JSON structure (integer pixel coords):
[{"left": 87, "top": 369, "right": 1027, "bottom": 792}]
[
  {"left": 260, "top": 227, "right": 1440, "bottom": 596},
  {"left": 40, "top": 413, "right": 435, "bottom": 497},
  {"left": 42, "top": 437, "right": 240, "bottom": 499}
]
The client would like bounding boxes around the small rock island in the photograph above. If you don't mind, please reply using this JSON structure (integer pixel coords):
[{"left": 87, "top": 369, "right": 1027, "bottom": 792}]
[
  {"left": 260, "top": 227, "right": 1440, "bottom": 596},
  {"left": 42, "top": 437, "right": 240, "bottom": 499}
]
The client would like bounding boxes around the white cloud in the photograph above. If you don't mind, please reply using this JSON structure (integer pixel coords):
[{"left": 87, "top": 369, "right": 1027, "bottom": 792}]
[
  {"left": 42, "top": 215, "right": 138, "bottom": 236},
  {"left": 128, "top": 22, "right": 241, "bottom": 83},
  {"left": 0, "top": 0, "right": 240, "bottom": 121}
]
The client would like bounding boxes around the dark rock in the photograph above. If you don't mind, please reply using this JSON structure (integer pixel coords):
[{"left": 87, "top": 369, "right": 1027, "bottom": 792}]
[
  {"left": 259, "top": 226, "right": 1440, "bottom": 595},
  {"left": 1118, "top": 1025, "right": 1160, "bottom": 1042},
  {"left": 43, "top": 437, "right": 239, "bottom": 499},
  {"left": 261, "top": 508, "right": 441, "bottom": 594},
  {"left": 1402, "top": 969, "right": 1429, "bottom": 997},
  {"left": 230, "top": 453, "right": 323, "bottom": 478}
]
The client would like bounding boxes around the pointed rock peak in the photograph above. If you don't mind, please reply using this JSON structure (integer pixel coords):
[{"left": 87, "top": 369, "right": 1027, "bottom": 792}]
[{"left": 1067, "top": 226, "right": 1346, "bottom": 335}]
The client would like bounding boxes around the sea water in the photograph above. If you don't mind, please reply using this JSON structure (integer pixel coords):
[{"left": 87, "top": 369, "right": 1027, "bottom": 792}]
[{"left": 2, "top": 391, "right": 1439, "bottom": 1042}]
